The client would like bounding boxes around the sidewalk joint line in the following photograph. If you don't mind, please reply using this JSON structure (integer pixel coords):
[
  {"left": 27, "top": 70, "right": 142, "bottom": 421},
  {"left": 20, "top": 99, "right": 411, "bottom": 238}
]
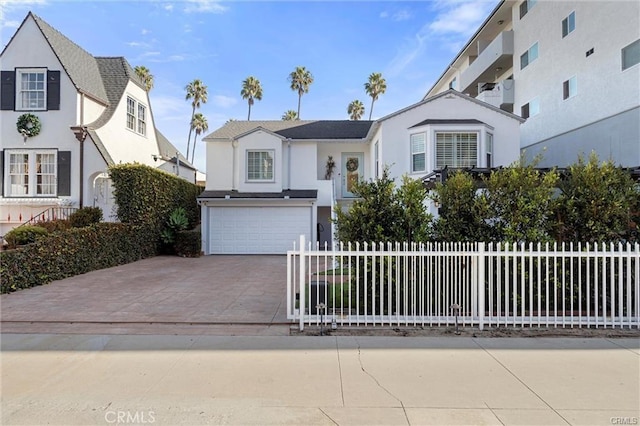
[
  {"left": 354, "top": 337, "right": 411, "bottom": 426},
  {"left": 335, "top": 336, "right": 345, "bottom": 407},
  {"left": 472, "top": 338, "right": 571, "bottom": 426},
  {"left": 484, "top": 402, "right": 505, "bottom": 426},
  {"left": 319, "top": 408, "right": 339, "bottom": 426},
  {"left": 605, "top": 338, "right": 640, "bottom": 356}
]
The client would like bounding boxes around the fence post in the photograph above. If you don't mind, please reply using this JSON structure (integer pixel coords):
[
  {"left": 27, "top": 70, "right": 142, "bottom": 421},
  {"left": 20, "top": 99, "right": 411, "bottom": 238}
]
[
  {"left": 299, "top": 234, "right": 306, "bottom": 332},
  {"left": 478, "top": 242, "right": 485, "bottom": 331}
]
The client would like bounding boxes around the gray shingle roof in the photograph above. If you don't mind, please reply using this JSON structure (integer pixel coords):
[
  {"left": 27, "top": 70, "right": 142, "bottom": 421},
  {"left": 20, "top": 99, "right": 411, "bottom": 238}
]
[
  {"left": 205, "top": 120, "right": 374, "bottom": 141},
  {"left": 156, "top": 129, "right": 195, "bottom": 170},
  {"left": 31, "top": 13, "right": 109, "bottom": 104},
  {"left": 410, "top": 119, "right": 486, "bottom": 128}
]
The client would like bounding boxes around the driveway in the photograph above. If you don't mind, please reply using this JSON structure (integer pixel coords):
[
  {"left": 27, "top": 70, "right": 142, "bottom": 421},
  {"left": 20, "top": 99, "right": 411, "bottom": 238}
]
[{"left": 0, "top": 255, "right": 290, "bottom": 335}]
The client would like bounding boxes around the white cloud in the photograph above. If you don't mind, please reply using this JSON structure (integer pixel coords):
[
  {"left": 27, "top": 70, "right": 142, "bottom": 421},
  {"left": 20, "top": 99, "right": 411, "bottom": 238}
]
[
  {"left": 164, "top": 4, "right": 173, "bottom": 12},
  {"left": 141, "top": 28, "right": 150, "bottom": 35},
  {"left": 149, "top": 94, "right": 187, "bottom": 118},
  {"left": 392, "top": 10, "right": 412, "bottom": 22},
  {"left": 429, "top": 1, "right": 495, "bottom": 37},
  {"left": 211, "top": 95, "right": 237, "bottom": 109},
  {"left": 3, "top": 20, "right": 20, "bottom": 29},
  {"left": 379, "top": 11, "right": 389, "bottom": 18},
  {"left": 126, "top": 41, "right": 151, "bottom": 48},
  {"left": 183, "top": 0, "right": 228, "bottom": 14}
]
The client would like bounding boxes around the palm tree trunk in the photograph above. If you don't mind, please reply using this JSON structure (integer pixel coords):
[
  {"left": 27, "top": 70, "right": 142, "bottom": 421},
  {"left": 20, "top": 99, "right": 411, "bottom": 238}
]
[
  {"left": 247, "top": 102, "right": 251, "bottom": 121},
  {"left": 297, "top": 93, "right": 302, "bottom": 119},
  {"left": 191, "top": 134, "right": 198, "bottom": 164},
  {"left": 369, "top": 98, "right": 375, "bottom": 120},
  {"left": 186, "top": 105, "right": 196, "bottom": 161}
]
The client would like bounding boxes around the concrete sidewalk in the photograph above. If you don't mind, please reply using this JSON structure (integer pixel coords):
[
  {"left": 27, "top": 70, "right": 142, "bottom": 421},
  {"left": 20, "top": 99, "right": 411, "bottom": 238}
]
[{"left": 1, "top": 335, "right": 638, "bottom": 425}]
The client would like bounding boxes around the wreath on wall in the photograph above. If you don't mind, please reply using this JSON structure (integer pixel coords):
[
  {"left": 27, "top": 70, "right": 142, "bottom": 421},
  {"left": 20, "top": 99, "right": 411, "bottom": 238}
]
[
  {"left": 346, "top": 157, "right": 359, "bottom": 172},
  {"left": 16, "top": 113, "right": 42, "bottom": 138}
]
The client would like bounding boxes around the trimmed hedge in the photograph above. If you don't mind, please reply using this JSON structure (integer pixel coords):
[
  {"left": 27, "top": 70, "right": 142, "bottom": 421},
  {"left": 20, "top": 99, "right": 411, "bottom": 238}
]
[
  {"left": 69, "top": 207, "right": 103, "bottom": 228},
  {"left": 4, "top": 225, "right": 49, "bottom": 249},
  {"left": 175, "top": 229, "right": 202, "bottom": 257},
  {"left": 109, "top": 164, "right": 202, "bottom": 233},
  {"left": 0, "top": 223, "right": 157, "bottom": 293}
]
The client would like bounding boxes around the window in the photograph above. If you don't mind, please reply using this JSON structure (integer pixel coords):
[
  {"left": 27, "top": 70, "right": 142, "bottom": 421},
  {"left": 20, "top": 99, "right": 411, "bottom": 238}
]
[
  {"left": 435, "top": 133, "right": 477, "bottom": 169},
  {"left": 5, "top": 150, "right": 57, "bottom": 197},
  {"left": 410, "top": 133, "right": 426, "bottom": 172},
  {"left": 126, "top": 96, "right": 147, "bottom": 136},
  {"left": 449, "top": 77, "right": 457, "bottom": 90},
  {"left": 622, "top": 39, "right": 640, "bottom": 70},
  {"left": 247, "top": 150, "right": 274, "bottom": 181},
  {"left": 562, "top": 11, "right": 575, "bottom": 38},
  {"left": 374, "top": 141, "right": 380, "bottom": 178},
  {"left": 563, "top": 76, "right": 577, "bottom": 100},
  {"left": 519, "top": 0, "right": 537, "bottom": 19},
  {"left": 521, "top": 97, "right": 540, "bottom": 119},
  {"left": 486, "top": 133, "right": 493, "bottom": 168},
  {"left": 520, "top": 42, "right": 538, "bottom": 69},
  {"left": 17, "top": 69, "right": 46, "bottom": 110}
]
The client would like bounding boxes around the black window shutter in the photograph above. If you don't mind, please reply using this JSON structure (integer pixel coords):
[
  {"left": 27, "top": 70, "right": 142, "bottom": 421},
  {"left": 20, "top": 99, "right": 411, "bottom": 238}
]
[
  {"left": 47, "top": 70, "right": 61, "bottom": 110},
  {"left": 1, "top": 71, "right": 15, "bottom": 111},
  {"left": 57, "top": 151, "right": 71, "bottom": 196}
]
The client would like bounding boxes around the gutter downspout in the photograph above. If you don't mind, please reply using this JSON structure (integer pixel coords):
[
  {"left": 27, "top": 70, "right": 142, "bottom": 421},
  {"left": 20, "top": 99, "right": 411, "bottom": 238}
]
[
  {"left": 287, "top": 138, "right": 292, "bottom": 190},
  {"left": 232, "top": 139, "right": 238, "bottom": 190}
]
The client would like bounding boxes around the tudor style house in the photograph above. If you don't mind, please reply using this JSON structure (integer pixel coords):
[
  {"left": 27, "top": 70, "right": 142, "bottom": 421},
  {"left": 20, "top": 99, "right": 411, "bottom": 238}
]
[
  {"left": 425, "top": 0, "right": 640, "bottom": 167},
  {"left": 0, "top": 12, "right": 195, "bottom": 236},
  {"left": 199, "top": 90, "right": 524, "bottom": 254}
]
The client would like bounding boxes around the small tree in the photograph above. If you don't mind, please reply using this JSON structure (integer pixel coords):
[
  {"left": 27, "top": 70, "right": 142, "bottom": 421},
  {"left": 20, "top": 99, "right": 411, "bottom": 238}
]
[
  {"left": 555, "top": 153, "right": 639, "bottom": 243},
  {"left": 482, "top": 156, "right": 558, "bottom": 243},
  {"left": 430, "top": 170, "right": 489, "bottom": 242}
]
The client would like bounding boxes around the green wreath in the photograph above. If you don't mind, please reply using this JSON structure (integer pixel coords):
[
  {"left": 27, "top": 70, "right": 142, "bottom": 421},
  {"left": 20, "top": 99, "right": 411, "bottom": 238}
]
[
  {"left": 346, "top": 157, "right": 359, "bottom": 172},
  {"left": 16, "top": 113, "right": 42, "bottom": 138}
]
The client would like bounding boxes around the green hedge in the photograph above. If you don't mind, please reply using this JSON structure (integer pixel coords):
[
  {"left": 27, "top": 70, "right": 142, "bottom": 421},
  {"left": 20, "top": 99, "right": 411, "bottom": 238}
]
[
  {"left": 0, "top": 223, "right": 157, "bottom": 293},
  {"left": 109, "top": 164, "right": 202, "bottom": 232}
]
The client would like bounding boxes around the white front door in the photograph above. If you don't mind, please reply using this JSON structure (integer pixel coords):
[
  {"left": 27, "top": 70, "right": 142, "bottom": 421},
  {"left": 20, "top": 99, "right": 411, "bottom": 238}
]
[{"left": 341, "top": 152, "right": 364, "bottom": 198}]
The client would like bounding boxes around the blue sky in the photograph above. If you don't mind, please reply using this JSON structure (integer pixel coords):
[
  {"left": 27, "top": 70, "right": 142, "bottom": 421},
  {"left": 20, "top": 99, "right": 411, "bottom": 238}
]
[{"left": 1, "top": 0, "right": 498, "bottom": 171}]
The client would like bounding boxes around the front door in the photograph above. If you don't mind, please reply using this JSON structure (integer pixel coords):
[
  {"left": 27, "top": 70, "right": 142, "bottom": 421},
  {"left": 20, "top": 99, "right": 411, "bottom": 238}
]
[{"left": 341, "top": 152, "right": 364, "bottom": 198}]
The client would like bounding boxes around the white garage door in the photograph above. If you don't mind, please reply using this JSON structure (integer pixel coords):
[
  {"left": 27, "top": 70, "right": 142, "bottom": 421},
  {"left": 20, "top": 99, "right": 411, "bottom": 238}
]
[{"left": 208, "top": 206, "right": 311, "bottom": 254}]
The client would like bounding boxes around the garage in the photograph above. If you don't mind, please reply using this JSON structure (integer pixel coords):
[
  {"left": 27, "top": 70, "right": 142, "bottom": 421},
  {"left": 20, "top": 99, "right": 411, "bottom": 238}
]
[{"left": 198, "top": 190, "right": 318, "bottom": 255}]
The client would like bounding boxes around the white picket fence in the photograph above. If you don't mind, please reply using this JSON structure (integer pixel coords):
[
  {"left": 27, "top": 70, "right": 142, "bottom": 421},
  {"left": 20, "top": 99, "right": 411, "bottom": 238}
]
[{"left": 286, "top": 236, "right": 640, "bottom": 331}]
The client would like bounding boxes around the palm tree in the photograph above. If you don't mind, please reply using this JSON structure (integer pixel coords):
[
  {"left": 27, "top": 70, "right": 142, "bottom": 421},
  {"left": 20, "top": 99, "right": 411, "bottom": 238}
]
[
  {"left": 364, "top": 72, "right": 387, "bottom": 120},
  {"left": 347, "top": 100, "right": 365, "bottom": 120},
  {"left": 134, "top": 65, "right": 154, "bottom": 92},
  {"left": 185, "top": 79, "right": 208, "bottom": 162},
  {"left": 240, "top": 76, "right": 263, "bottom": 120},
  {"left": 189, "top": 113, "right": 208, "bottom": 164},
  {"left": 288, "top": 66, "right": 313, "bottom": 119},
  {"left": 282, "top": 110, "right": 298, "bottom": 121}
]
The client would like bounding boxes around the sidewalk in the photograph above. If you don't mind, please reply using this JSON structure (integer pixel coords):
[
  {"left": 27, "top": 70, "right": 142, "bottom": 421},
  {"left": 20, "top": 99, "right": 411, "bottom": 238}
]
[{"left": 1, "top": 334, "right": 638, "bottom": 425}]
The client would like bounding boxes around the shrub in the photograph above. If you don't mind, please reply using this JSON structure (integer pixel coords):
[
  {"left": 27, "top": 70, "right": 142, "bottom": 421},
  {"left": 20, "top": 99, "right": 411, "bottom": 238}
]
[
  {"left": 0, "top": 223, "right": 157, "bottom": 293},
  {"left": 160, "top": 207, "right": 189, "bottom": 244},
  {"left": 69, "top": 207, "right": 103, "bottom": 228},
  {"left": 4, "top": 225, "right": 49, "bottom": 249},
  {"left": 35, "top": 219, "right": 71, "bottom": 234},
  {"left": 175, "top": 229, "right": 202, "bottom": 257}
]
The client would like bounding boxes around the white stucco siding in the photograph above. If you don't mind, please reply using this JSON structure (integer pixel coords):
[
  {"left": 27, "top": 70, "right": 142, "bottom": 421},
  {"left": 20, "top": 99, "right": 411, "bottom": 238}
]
[
  {"left": 205, "top": 141, "right": 233, "bottom": 190},
  {"left": 80, "top": 95, "right": 107, "bottom": 125},
  {"left": 236, "top": 131, "right": 283, "bottom": 193},
  {"left": 513, "top": 1, "right": 640, "bottom": 148},
  {"left": 93, "top": 82, "right": 158, "bottom": 167},
  {"left": 288, "top": 142, "right": 317, "bottom": 189}
]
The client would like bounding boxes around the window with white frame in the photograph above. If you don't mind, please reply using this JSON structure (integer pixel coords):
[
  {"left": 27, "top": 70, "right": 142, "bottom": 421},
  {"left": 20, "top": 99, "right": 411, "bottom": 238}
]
[
  {"left": 486, "top": 133, "right": 493, "bottom": 168},
  {"left": 520, "top": 42, "right": 538, "bottom": 69},
  {"left": 562, "top": 11, "right": 575, "bottom": 38},
  {"left": 410, "top": 133, "right": 426, "bottom": 173},
  {"left": 17, "top": 69, "right": 46, "bottom": 110},
  {"left": 563, "top": 76, "right": 577, "bottom": 100},
  {"left": 622, "top": 39, "right": 640, "bottom": 71},
  {"left": 519, "top": 0, "right": 536, "bottom": 19},
  {"left": 126, "top": 96, "right": 147, "bottom": 136},
  {"left": 5, "top": 150, "right": 57, "bottom": 197},
  {"left": 435, "top": 133, "right": 477, "bottom": 169},
  {"left": 374, "top": 141, "right": 380, "bottom": 178},
  {"left": 246, "top": 150, "right": 274, "bottom": 181}
]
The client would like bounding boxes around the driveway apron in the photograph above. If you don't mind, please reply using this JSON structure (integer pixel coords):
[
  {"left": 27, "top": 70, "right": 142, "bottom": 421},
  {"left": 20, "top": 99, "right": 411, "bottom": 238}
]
[{"left": 1, "top": 255, "right": 290, "bottom": 334}]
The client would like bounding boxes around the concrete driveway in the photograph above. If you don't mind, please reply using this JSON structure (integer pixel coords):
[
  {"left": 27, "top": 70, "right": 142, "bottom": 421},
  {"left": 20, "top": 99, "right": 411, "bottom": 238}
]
[{"left": 0, "top": 255, "right": 290, "bottom": 335}]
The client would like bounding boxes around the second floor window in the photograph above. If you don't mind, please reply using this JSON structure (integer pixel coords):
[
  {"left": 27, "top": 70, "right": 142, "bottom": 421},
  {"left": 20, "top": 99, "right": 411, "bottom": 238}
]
[
  {"left": 247, "top": 150, "right": 274, "bottom": 181},
  {"left": 18, "top": 69, "right": 46, "bottom": 110},
  {"left": 562, "top": 11, "right": 576, "bottom": 38},
  {"left": 520, "top": 42, "right": 539, "bottom": 70},
  {"left": 126, "top": 96, "right": 147, "bottom": 136}
]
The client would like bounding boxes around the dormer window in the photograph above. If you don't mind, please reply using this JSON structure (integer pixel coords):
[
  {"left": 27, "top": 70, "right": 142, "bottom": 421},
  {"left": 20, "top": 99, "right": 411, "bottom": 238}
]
[
  {"left": 17, "top": 69, "right": 46, "bottom": 110},
  {"left": 126, "top": 96, "right": 147, "bottom": 136}
]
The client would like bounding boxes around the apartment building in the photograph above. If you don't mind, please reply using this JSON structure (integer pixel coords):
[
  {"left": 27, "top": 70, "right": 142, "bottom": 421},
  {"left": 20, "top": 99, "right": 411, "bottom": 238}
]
[{"left": 425, "top": 0, "right": 640, "bottom": 167}]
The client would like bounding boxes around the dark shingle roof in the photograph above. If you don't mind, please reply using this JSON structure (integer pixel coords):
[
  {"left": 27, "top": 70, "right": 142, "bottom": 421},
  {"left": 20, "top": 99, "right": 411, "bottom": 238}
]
[
  {"left": 205, "top": 120, "right": 374, "bottom": 141},
  {"left": 409, "top": 119, "right": 486, "bottom": 128},
  {"left": 198, "top": 190, "right": 318, "bottom": 199},
  {"left": 31, "top": 13, "right": 108, "bottom": 104},
  {"left": 156, "top": 129, "right": 195, "bottom": 170}
]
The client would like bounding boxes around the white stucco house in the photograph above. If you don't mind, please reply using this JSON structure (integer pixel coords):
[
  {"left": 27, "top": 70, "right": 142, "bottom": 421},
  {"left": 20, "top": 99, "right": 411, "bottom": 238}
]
[
  {"left": 198, "top": 90, "right": 524, "bottom": 255},
  {"left": 0, "top": 12, "right": 195, "bottom": 236}
]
